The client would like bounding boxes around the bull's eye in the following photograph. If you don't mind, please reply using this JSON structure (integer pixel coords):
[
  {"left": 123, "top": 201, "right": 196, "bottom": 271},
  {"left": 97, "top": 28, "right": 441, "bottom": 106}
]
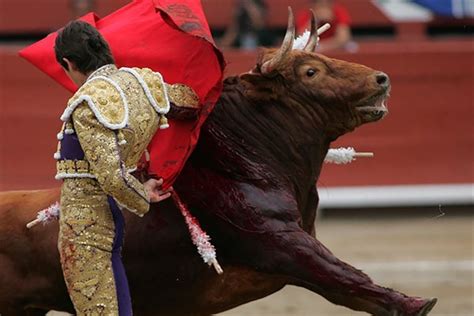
[{"left": 306, "top": 69, "right": 316, "bottom": 77}]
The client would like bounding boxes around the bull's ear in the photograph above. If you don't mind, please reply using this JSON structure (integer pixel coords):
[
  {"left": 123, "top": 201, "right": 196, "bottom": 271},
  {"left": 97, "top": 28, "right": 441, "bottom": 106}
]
[
  {"left": 240, "top": 60, "right": 277, "bottom": 84},
  {"left": 254, "top": 48, "right": 282, "bottom": 78},
  {"left": 240, "top": 72, "right": 266, "bottom": 85},
  {"left": 240, "top": 72, "right": 278, "bottom": 102}
]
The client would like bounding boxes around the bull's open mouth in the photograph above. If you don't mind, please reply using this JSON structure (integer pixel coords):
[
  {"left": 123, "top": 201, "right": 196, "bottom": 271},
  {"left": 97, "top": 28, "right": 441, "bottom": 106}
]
[{"left": 356, "top": 92, "right": 389, "bottom": 121}]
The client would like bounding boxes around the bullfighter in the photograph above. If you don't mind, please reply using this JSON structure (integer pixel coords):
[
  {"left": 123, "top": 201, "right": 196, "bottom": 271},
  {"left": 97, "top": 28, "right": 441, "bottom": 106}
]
[{"left": 53, "top": 20, "right": 198, "bottom": 315}]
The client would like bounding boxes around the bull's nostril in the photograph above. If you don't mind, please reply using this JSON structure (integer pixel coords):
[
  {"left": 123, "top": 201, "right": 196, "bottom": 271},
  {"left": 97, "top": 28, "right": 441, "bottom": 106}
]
[{"left": 376, "top": 72, "right": 389, "bottom": 87}]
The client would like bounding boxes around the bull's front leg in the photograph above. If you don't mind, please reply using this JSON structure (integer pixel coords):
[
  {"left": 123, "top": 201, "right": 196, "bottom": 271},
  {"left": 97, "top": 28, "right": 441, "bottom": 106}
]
[
  {"left": 175, "top": 168, "right": 436, "bottom": 316},
  {"left": 246, "top": 228, "right": 436, "bottom": 316}
]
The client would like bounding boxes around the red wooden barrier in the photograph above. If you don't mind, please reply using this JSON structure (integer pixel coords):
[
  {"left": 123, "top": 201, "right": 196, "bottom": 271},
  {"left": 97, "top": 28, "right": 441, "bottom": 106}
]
[{"left": 0, "top": 40, "right": 473, "bottom": 191}]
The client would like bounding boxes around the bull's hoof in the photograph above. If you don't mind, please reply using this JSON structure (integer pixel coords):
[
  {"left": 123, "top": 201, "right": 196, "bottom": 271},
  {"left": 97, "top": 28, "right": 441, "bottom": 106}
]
[
  {"left": 416, "top": 298, "right": 437, "bottom": 316},
  {"left": 390, "top": 298, "right": 437, "bottom": 316}
]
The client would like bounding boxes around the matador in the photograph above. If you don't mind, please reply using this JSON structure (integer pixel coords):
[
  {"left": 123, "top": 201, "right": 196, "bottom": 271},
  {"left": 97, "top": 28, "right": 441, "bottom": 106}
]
[{"left": 54, "top": 20, "right": 198, "bottom": 315}]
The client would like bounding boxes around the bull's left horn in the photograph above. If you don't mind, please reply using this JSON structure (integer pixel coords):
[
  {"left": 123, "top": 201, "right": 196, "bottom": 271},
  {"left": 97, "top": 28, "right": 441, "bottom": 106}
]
[
  {"left": 262, "top": 7, "right": 295, "bottom": 74},
  {"left": 304, "top": 10, "right": 318, "bottom": 52}
]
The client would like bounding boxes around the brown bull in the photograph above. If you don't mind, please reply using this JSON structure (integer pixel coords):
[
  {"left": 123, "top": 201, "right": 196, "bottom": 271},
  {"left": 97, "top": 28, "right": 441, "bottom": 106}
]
[{"left": 0, "top": 10, "right": 436, "bottom": 316}]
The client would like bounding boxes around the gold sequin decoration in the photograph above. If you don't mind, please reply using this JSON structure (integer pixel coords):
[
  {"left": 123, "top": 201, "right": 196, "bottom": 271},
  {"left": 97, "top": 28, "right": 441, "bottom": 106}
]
[
  {"left": 159, "top": 115, "right": 169, "bottom": 129},
  {"left": 133, "top": 68, "right": 169, "bottom": 111},
  {"left": 67, "top": 78, "right": 127, "bottom": 127},
  {"left": 57, "top": 64, "right": 169, "bottom": 315},
  {"left": 110, "top": 70, "right": 160, "bottom": 168},
  {"left": 58, "top": 178, "right": 119, "bottom": 315},
  {"left": 56, "top": 160, "right": 93, "bottom": 176},
  {"left": 166, "top": 83, "right": 200, "bottom": 108},
  {"left": 72, "top": 104, "right": 150, "bottom": 216}
]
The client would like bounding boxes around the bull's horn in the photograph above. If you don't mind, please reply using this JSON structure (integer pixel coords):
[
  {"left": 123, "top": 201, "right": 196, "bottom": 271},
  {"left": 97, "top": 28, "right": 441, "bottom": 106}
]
[
  {"left": 262, "top": 7, "right": 295, "bottom": 74},
  {"left": 304, "top": 10, "right": 318, "bottom": 52}
]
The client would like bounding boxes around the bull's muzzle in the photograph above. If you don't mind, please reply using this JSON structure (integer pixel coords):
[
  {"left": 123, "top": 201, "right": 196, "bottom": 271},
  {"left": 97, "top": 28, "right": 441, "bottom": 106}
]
[{"left": 357, "top": 72, "right": 391, "bottom": 122}]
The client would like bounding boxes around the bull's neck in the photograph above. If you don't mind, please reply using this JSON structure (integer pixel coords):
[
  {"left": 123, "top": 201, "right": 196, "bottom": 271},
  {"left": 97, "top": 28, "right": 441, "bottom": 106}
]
[{"left": 204, "top": 77, "right": 330, "bottom": 197}]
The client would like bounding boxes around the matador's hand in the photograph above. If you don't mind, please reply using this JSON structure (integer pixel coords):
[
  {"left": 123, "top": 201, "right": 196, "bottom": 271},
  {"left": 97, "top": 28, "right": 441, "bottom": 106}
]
[{"left": 144, "top": 178, "right": 172, "bottom": 203}]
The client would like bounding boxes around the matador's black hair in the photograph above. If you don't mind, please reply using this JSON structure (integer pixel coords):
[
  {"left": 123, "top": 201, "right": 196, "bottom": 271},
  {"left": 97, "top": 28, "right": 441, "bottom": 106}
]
[{"left": 55, "top": 20, "right": 114, "bottom": 73}]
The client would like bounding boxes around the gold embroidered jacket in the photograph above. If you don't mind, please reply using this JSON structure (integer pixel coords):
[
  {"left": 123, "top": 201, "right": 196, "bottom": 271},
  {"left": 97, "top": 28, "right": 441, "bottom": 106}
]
[{"left": 54, "top": 64, "right": 197, "bottom": 216}]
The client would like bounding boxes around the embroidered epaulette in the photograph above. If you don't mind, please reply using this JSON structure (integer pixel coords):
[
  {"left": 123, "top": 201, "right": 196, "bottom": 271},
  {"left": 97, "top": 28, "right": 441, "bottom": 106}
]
[
  {"left": 120, "top": 67, "right": 173, "bottom": 129},
  {"left": 120, "top": 67, "right": 170, "bottom": 114},
  {"left": 121, "top": 67, "right": 199, "bottom": 109},
  {"left": 61, "top": 76, "right": 128, "bottom": 130}
]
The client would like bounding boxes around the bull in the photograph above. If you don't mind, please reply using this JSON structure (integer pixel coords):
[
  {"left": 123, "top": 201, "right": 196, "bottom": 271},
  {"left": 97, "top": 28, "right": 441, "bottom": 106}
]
[{"left": 0, "top": 10, "right": 437, "bottom": 316}]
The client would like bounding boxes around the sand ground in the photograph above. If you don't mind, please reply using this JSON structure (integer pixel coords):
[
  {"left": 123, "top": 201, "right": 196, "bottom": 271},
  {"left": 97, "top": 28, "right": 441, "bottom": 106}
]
[{"left": 49, "top": 214, "right": 473, "bottom": 316}]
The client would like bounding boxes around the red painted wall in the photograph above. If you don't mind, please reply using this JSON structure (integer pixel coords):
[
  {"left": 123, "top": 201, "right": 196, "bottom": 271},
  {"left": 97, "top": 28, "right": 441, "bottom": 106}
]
[{"left": 0, "top": 40, "right": 472, "bottom": 190}]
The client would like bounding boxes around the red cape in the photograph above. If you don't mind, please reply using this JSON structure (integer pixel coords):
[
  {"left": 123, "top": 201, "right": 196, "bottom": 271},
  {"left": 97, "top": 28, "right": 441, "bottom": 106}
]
[{"left": 20, "top": 0, "right": 225, "bottom": 189}]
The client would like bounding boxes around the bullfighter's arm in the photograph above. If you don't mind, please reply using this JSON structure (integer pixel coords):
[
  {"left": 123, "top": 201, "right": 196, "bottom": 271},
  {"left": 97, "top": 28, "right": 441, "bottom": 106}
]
[{"left": 72, "top": 103, "right": 150, "bottom": 216}]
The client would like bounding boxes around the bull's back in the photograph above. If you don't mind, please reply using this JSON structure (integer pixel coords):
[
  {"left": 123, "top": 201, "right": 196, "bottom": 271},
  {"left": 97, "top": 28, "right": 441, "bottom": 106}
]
[
  {"left": 0, "top": 188, "right": 70, "bottom": 311},
  {"left": 0, "top": 188, "right": 60, "bottom": 223},
  {"left": 0, "top": 188, "right": 61, "bottom": 241}
]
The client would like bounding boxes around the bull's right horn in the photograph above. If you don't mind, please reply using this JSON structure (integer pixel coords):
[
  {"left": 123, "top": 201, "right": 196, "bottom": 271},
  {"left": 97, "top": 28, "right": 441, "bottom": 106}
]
[
  {"left": 304, "top": 10, "right": 318, "bottom": 52},
  {"left": 262, "top": 7, "right": 295, "bottom": 74}
]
